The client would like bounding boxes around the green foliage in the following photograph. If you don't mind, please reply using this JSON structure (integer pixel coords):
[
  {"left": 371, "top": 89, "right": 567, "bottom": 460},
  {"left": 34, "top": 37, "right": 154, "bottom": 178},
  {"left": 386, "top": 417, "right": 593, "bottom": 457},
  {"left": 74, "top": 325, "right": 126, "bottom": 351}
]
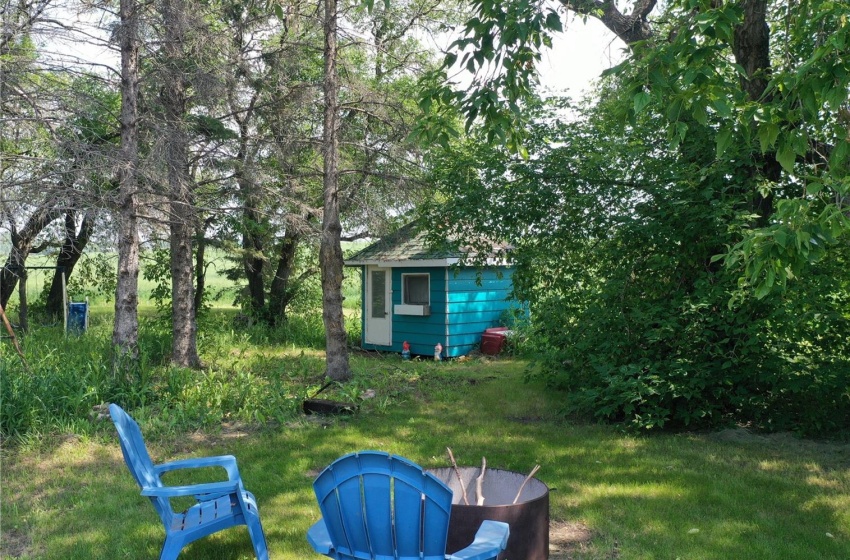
[
  {"left": 414, "top": 0, "right": 563, "bottom": 151},
  {"left": 187, "top": 114, "right": 237, "bottom": 141},
  {"left": 426, "top": 92, "right": 850, "bottom": 437},
  {"left": 64, "top": 253, "right": 118, "bottom": 303},
  {"left": 219, "top": 240, "right": 323, "bottom": 322},
  {"left": 0, "top": 310, "right": 336, "bottom": 440},
  {"left": 62, "top": 75, "right": 121, "bottom": 147},
  {"left": 417, "top": 0, "right": 850, "bottom": 436},
  {"left": 619, "top": 0, "right": 850, "bottom": 296},
  {"left": 0, "top": 328, "right": 154, "bottom": 437},
  {"left": 419, "top": 0, "right": 850, "bottom": 300},
  {"left": 141, "top": 249, "right": 223, "bottom": 322},
  {"left": 141, "top": 249, "right": 176, "bottom": 318}
]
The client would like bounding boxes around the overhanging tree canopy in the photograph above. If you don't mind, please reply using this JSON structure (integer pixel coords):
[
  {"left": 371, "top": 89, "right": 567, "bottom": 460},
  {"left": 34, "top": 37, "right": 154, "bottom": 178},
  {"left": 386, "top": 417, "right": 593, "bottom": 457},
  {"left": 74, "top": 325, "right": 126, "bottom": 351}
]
[{"left": 418, "top": 0, "right": 850, "bottom": 295}]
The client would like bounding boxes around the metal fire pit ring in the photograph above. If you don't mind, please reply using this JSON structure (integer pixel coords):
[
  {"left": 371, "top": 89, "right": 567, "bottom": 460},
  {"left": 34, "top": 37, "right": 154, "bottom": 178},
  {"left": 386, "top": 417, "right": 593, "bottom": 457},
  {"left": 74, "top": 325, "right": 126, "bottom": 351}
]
[{"left": 428, "top": 467, "right": 550, "bottom": 560}]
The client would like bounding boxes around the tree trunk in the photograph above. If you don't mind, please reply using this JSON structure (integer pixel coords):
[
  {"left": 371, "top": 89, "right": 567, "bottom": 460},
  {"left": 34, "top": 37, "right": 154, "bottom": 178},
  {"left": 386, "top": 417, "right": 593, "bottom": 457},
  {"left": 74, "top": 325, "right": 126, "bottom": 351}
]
[
  {"left": 732, "top": 0, "right": 779, "bottom": 224},
  {"left": 17, "top": 266, "right": 27, "bottom": 332},
  {"left": 242, "top": 204, "right": 266, "bottom": 319},
  {"left": 195, "top": 240, "right": 205, "bottom": 314},
  {"left": 112, "top": 0, "right": 141, "bottom": 368},
  {"left": 0, "top": 204, "right": 61, "bottom": 308},
  {"left": 45, "top": 210, "right": 95, "bottom": 319},
  {"left": 232, "top": 100, "right": 266, "bottom": 320},
  {"left": 321, "top": 0, "right": 352, "bottom": 381},
  {"left": 161, "top": 0, "right": 200, "bottom": 368},
  {"left": 267, "top": 227, "right": 301, "bottom": 326},
  {"left": 170, "top": 204, "right": 199, "bottom": 367},
  {"left": 194, "top": 218, "right": 214, "bottom": 314}
]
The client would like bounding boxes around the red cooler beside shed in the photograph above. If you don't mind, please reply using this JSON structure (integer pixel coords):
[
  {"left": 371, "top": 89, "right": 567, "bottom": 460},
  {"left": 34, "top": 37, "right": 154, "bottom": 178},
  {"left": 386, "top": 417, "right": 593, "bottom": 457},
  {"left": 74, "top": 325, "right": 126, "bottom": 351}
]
[{"left": 480, "top": 327, "right": 510, "bottom": 355}]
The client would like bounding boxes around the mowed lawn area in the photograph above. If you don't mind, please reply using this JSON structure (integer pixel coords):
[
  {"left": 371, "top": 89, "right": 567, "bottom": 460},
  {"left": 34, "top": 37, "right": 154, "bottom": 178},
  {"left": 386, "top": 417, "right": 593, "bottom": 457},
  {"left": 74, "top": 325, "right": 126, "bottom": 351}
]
[{"left": 2, "top": 354, "right": 850, "bottom": 559}]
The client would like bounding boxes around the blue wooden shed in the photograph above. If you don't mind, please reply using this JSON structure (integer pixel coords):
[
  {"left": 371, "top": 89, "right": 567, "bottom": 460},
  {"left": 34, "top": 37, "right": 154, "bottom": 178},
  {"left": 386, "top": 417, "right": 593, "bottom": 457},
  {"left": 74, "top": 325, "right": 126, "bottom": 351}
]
[{"left": 345, "top": 223, "right": 517, "bottom": 359}]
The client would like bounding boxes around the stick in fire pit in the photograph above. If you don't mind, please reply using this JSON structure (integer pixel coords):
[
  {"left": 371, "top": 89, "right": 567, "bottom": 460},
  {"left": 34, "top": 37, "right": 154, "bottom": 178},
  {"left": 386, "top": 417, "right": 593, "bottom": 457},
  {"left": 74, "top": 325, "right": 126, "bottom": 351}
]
[
  {"left": 512, "top": 464, "right": 541, "bottom": 504},
  {"left": 475, "top": 457, "right": 486, "bottom": 505},
  {"left": 446, "top": 447, "right": 470, "bottom": 505}
]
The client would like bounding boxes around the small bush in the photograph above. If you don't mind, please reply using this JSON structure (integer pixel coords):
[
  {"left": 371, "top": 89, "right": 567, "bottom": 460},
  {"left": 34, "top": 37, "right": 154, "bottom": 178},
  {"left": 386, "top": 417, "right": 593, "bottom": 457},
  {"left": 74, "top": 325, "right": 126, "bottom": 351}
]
[{"left": 527, "top": 253, "right": 850, "bottom": 437}]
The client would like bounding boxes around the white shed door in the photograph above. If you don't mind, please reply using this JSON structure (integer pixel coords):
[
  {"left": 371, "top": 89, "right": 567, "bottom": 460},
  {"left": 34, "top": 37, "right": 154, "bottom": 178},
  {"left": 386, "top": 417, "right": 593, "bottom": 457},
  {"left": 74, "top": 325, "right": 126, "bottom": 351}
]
[{"left": 365, "top": 266, "right": 391, "bottom": 346}]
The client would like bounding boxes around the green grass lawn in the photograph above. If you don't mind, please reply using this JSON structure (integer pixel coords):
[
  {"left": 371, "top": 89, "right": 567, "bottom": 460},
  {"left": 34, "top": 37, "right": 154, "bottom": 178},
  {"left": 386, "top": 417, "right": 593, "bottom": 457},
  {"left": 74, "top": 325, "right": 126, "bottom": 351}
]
[{"left": 3, "top": 355, "right": 850, "bottom": 559}]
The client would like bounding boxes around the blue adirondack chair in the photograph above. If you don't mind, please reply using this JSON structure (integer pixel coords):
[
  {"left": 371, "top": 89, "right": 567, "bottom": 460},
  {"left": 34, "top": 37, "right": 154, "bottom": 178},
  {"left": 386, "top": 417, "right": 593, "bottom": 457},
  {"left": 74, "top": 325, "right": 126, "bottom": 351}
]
[
  {"left": 109, "top": 404, "right": 268, "bottom": 560},
  {"left": 307, "top": 451, "right": 510, "bottom": 560}
]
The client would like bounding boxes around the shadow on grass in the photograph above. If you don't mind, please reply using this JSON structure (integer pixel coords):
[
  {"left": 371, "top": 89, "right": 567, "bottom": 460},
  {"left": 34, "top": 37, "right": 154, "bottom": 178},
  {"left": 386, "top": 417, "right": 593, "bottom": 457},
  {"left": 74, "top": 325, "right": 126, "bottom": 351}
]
[{"left": 3, "top": 358, "right": 850, "bottom": 559}]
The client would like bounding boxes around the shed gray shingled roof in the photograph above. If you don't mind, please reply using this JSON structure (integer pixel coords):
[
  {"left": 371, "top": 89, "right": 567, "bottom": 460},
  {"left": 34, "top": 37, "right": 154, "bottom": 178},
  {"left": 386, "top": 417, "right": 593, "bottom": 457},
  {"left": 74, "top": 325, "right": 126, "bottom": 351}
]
[{"left": 344, "top": 222, "right": 463, "bottom": 265}]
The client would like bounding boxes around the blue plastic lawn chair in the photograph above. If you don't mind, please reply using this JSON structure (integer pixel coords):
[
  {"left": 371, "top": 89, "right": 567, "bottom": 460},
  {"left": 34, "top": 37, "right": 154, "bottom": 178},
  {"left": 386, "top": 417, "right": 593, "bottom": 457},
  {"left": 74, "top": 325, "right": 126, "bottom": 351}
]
[
  {"left": 109, "top": 404, "right": 268, "bottom": 560},
  {"left": 307, "top": 451, "right": 510, "bottom": 560}
]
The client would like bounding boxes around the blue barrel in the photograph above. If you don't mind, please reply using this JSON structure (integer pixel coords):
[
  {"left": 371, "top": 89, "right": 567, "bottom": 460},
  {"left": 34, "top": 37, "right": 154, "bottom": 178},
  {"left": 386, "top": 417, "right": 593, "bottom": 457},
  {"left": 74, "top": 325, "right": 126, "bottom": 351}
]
[{"left": 67, "top": 302, "right": 88, "bottom": 334}]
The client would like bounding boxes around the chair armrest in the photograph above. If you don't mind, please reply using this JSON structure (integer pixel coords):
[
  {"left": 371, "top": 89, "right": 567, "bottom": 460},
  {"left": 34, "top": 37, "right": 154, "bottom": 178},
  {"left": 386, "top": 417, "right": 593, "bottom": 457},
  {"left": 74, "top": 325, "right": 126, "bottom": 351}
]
[
  {"left": 155, "top": 455, "right": 241, "bottom": 481},
  {"left": 306, "top": 518, "right": 333, "bottom": 556},
  {"left": 446, "top": 520, "right": 510, "bottom": 560},
  {"left": 141, "top": 479, "right": 241, "bottom": 499}
]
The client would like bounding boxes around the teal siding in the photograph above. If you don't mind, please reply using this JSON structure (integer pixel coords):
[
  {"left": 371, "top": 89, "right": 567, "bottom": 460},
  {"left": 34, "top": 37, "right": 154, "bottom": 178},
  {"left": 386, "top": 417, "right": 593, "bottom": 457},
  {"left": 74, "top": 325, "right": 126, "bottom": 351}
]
[
  {"left": 391, "top": 267, "right": 446, "bottom": 356},
  {"left": 446, "top": 268, "right": 514, "bottom": 357},
  {"left": 360, "top": 265, "right": 516, "bottom": 358}
]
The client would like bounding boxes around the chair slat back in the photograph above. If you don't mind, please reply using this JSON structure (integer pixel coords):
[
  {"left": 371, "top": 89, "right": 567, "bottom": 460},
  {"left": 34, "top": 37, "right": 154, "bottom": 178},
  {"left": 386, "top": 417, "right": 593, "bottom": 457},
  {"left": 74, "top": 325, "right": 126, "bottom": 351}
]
[
  {"left": 313, "top": 451, "right": 453, "bottom": 560},
  {"left": 109, "top": 404, "right": 173, "bottom": 527}
]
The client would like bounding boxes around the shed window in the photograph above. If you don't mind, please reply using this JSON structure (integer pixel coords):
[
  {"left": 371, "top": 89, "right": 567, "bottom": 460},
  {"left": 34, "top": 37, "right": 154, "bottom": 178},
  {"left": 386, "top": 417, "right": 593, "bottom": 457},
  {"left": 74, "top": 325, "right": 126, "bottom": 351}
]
[{"left": 403, "top": 274, "right": 430, "bottom": 306}]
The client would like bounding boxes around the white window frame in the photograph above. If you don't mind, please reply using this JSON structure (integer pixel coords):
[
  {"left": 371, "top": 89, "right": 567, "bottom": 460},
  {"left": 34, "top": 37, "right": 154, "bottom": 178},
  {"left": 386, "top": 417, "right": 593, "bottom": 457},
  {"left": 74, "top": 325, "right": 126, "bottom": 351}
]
[
  {"left": 395, "top": 273, "right": 431, "bottom": 316},
  {"left": 402, "top": 273, "right": 430, "bottom": 305}
]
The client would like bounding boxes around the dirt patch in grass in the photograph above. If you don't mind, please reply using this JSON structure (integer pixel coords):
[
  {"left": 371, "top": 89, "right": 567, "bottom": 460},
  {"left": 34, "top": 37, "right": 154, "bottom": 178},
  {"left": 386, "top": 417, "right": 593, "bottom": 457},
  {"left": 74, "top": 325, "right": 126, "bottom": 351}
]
[
  {"left": 305, "top": 467, "right": 324, "bottom": 479},
  {"left": 187, "top": 421, "right": 254, "bottom": 442},
  {"left": 1, "top": 526, "right": 36, "bottom": 559},
  {"left": 549, "top": 519, "right": 596, "bottom": 559}
]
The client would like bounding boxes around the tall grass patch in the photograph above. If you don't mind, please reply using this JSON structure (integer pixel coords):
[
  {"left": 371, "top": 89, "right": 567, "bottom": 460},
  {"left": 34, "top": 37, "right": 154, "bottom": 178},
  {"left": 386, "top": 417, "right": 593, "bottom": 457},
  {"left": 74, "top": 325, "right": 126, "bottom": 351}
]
[
  {"left": 0, "top": 311, "right": 335, "bottom": 441},
  {"left": 0, "top": 326, "right": 150, "bottom": 436}
]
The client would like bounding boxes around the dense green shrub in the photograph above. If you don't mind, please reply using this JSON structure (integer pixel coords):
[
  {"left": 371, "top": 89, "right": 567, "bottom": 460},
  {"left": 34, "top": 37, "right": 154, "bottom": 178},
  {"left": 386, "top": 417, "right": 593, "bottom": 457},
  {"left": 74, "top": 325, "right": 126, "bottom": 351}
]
[
  {"left": 427, "top": 95, "right": 850, "bottom": 437},
  {"left": 529, "top": 241, "right": 850, "bottom": 435}
]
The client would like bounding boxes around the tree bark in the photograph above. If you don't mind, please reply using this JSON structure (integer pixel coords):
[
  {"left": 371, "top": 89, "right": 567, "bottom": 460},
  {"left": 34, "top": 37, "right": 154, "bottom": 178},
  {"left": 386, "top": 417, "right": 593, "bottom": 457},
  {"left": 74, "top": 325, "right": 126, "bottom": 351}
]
[
  {"left": 267, "top": 226, "right": 302, "bottom": 326},
  {"left": 732, "top": 0, "right": 779, "bottom": 224},
  {"left": 321, "top": 0, "right": 352, "bottom": 381},
  {"left": 0, "top": 203, "right": 62, "bottom": 308},
  {"left": 241, "top": 203, "right": 266, "bottom": 318},
  {"left": 45, "top": 210, "right": 96, "bottom": 319},
  {"left": 161, "top": 0, "right": 200, "bottom": 368},
  {"left": 232, "top": 96, "right": 267, "bottom": 320},
  {"left": 561, "top": 0, "right": 656, "bottom": 45},
  {"left": 17, "top": 266, "right": 27, "bottom": 332},
  {"left": 194, "top": 217, "right": 215, "bottom": 314},
  {"left": 732, "top": 0, "right": 771, "bottom": 103},
  {"left": 112, "top": 0, "right": 141, "bottom": 367}
]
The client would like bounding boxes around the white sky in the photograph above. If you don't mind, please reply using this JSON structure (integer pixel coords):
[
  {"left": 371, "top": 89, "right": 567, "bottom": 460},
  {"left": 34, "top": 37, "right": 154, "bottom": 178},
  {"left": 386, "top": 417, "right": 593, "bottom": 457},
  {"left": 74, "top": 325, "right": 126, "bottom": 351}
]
[
  {"left": 437, "top": 11, "right": 626, "bottom": 104},
  {"left": 537, "top": 16, "right": 625, "bottom": 98}
]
